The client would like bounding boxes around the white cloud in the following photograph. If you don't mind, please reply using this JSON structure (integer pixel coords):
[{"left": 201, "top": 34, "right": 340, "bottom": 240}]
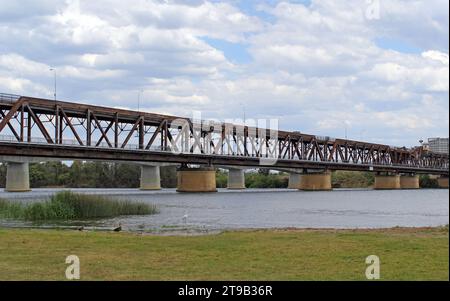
[
  {"left": 0, "top": 0, "right": 448, "bottom": 147},
  {"left": 422, "top": 50, "right": 449, "bottom": 65}
]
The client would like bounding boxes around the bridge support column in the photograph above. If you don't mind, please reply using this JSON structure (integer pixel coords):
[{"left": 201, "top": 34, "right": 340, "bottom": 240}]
[
  {"left": 177, "top": 166, "right": 217, "bottom": 193},
  {"left": 299, "top": 171, "right": 332, "bottom": 191},
  {"left": 5, "top": 162, "right": 30, "bottom": 192},
  {"left": 400, "top": 174, "right": 420, "bottom": 189},
  {"left": 374, "top": 173, "right": 400, "bottom": 190},
  {"left": 438, "top": 176, "right": 449, "bottom": 189},
  {"left": 140, "top": 165, "right": 161, "bottom": 190},
  {"left": 227, "top": 168, "right": 245, "bottom": 190},
  {"left": 288, "top": 173, "right": 302, "bottom": 189}
]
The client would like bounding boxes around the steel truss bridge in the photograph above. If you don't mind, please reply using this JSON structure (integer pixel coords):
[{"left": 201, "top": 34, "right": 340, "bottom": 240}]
[{"left": 0, "top": 93, "right": 448, "bottom": 175}]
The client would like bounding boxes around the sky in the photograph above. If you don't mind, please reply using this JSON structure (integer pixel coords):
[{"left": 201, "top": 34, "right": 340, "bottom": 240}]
[{"left": 0, "top": 0, "right": 448, "bottom": 147}]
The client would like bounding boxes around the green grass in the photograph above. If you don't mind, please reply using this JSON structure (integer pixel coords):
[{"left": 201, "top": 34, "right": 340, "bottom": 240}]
[
  {"left": 0, "top": 227, "right": 447, "bottom": 280},
  {"left": 0, "top": 191, "right": 158, "bottom": 221}
]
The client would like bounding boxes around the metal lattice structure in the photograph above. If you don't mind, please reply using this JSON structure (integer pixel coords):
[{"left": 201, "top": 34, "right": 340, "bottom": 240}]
[{"left": 0, "top": 93, "right": 448, "bottom": 175}]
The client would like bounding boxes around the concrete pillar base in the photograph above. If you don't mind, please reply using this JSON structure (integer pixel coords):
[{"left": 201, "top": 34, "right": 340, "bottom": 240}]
[
  {"left": 140, "top": 165, "right": 161, "bottom": 190},
  {"left": 299, "top": 171, "right": 332, "bottom": 191},
  {"left": 227, "top": 168, "right": 245, "bottom": 190},
  {"left": 400, "top": 175, "right": 420, "bottom": 189},
  {"left": 5, "top": 162, "right": 31, "bottom": 192},
  {"left": 288, "top": 173, "right": 302, "bottom": 189},
  {"left": 374, "top": 174, "right": 400, "bottom": 190},
  {"left": 438, "top": 177, "right": 449, "bottom": 189},
  {"left": 177, "top": 167, "right": 217, "bottom": 193}
]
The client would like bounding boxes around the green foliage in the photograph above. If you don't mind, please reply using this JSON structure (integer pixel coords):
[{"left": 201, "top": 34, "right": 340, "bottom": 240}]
[
  {"left": 419, "top": 174, "right": 439, "bottom": 188},
  {"left": 245, "top": 172, "right": 288, "bottom": 188},
  {"left": 0, "top": 162, "right": 177, "bottom": 189},
  {"left": 331, "top": 171, "right": 374, "bottom": 188},
  {"left": 0, "top": 191, "right": 158, "bottom": 221},
  {"left": 216, "top": 170, "right": 228, "bottom": 188},
  {"left": 160, "top": 166, "right": 177, "bottom": 188}
]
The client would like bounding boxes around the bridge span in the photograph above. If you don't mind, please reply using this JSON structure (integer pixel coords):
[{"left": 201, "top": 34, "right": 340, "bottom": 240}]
[{"left": 0, "top": 93, "right": 448, "bottom": 192}]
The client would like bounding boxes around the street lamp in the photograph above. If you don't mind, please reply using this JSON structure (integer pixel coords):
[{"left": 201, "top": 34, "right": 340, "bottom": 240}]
[
  {"left": 137, "top": 89, "right": 144, "bottom": 112},
  {"left": 240, "top": 102, "right": 246, "bottom": 125},
  {"left": 49, "top": 68, "right": 56, "bottom": 101}
]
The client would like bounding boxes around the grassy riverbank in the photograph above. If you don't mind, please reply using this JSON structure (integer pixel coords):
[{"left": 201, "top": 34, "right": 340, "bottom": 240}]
[{"left": 0, "top": 226, "right": 447, "bottom": 280}]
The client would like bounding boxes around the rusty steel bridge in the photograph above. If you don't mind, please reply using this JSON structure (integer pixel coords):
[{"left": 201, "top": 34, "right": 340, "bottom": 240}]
[{"left": 0, "top": 93, "right": 448, "bottom": 175}]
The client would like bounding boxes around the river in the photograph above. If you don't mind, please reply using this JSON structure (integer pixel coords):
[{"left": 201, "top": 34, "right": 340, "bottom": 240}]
[{"left": 0, "top": 188, "right": 448, "bottom": 233}]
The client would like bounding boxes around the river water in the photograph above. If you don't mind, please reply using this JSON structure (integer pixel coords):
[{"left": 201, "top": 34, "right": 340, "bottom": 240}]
[{"left": 0, "top": 188, "right": 448, "bottom": 233}]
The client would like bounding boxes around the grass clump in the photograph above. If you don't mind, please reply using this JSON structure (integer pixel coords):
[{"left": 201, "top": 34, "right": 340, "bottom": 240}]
[{"left": 0, "top": 191, "right": 158, "bottom": 221}]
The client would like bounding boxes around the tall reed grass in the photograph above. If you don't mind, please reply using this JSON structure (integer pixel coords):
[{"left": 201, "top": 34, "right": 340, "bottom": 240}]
[{"left": 0, "top": 191, "right": 158, "bottom": 221}]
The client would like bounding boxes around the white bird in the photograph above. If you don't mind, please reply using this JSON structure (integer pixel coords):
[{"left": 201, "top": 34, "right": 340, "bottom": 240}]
[{"left": 182, "top": 213, "right": 189, "bottom": 224}]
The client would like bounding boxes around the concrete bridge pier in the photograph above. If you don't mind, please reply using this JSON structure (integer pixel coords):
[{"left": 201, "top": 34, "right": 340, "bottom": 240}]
[
  {"left": 299, "top": 170, "right": 332, "bottom": 191},
  {"left": 374, "top": 173, "right": 400, "bottom": 190},
  {"left": 438, "top": 176, "right": 449, "bottom": 189},
  {"left": 5, "top": 162, "right": 30, "bottom": 192},
  {"left": 227, "top": 168, "right": 246, "bottom": 190},
  {"left": 140, "top": 165, "right": 161, "bottom": 190},
  {"left": 288, "top": 173, "right": 302, "bottom": 189},
  {"left": 177, "top": 166, "right": 217, "bottom": 193},
  {"left": 400, "top": 174, "right": 420, "bottom": 189}
]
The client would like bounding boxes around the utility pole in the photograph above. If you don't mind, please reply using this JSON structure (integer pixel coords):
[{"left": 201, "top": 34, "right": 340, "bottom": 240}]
[
  {"left": 137, "top": 89, "right": 144, "bottom": 112},
  {"left": 49, "top": 68, "right": 56, "bottom": 101}
]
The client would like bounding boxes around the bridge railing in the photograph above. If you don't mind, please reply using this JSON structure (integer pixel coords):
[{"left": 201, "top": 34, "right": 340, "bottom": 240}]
[
  {"left": 0, "top": 93, "right": 21, "bottom": 104},
  {"left": 0, "top": 134, "right": 166, "bottom": 152}
]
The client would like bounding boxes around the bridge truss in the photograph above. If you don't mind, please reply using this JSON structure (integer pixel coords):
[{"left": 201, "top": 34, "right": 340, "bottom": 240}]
[{"left": 0, "top": 93, "right": 448, "bottom": 175}]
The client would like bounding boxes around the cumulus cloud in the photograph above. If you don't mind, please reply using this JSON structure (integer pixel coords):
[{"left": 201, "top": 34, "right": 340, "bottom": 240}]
[{"left": 0, "top": 0, "right": 448, "bottom": 147}]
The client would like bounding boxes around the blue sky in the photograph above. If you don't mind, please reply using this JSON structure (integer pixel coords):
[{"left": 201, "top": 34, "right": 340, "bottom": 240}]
[{"left": 0, "top": 0, "right": 448, "bottom": 147}]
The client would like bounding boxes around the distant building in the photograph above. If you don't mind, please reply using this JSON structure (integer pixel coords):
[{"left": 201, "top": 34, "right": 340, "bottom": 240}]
[{"left": 427, "top": 137, "right": 449, "bottom": 154}]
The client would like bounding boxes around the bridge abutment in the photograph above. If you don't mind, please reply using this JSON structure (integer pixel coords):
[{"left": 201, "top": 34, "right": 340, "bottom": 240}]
[
  {"left": 298, "top": 171, "right": 332, "bottom": 191},
  {"left": 5, "top": 162, "right": 30, "bottom": 192},
  {"left": 227, "top": 168, "right": 246, "bottom": 190},
  {"left": 177, "top": 166, "right": 217, "bottom": 193},
  {"left": 374, "top": 173, "right": 400, "bottom": 190},
  {"left": 438, "top": 176, "right": 449, "bottom": 189},
  {"left": 140, "top": 165, "right": 161, "bottom": 190},
  {"left": 400, "top": 174, "right": 420, "bottom": 189}
]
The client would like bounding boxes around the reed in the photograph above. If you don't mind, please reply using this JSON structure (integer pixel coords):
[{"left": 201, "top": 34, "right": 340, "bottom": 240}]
[{"left": 0, "top": 191, "right": 158, "bottom": 221}]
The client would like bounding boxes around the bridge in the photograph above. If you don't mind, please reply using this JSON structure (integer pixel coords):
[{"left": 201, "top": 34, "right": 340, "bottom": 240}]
[{"left": 0, "top": 92, "right": 448, "bottom": 192}]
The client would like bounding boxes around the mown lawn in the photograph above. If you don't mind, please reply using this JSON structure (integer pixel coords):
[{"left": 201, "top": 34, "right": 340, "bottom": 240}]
[{"left": 0, "top": 227, "right": 448, "bottom": 280}]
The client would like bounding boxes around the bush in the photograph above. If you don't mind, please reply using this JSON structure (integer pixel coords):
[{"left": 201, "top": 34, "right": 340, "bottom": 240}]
[
  {"left": 331, "top": 171, "right": 374, "bottom": 188},
  {"left": 245, "top": 172, "right": 288, "bottom": 188},
  {"left": 0, "top": 191, "right": 158, "bottom": 221},
  {"left": 419, "top": 175, "right": 439, "bottom": 188},
  {"left": 216, "top": 170, "right": 228, "bottom": 188}
]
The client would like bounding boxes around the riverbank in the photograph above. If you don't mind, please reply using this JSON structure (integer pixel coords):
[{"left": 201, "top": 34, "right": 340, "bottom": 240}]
[{"left": 0, "top": 226, "right": 448, "bottom": 280}]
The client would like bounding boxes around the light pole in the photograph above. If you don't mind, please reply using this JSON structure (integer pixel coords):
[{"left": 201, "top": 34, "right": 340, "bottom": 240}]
[
  {"left": 137, "top": 89, "right": 144, "bottom": 112},
  {"left": 240, "top": 102, "right": 246, "bottom": 125},
  {"left": 344, "top": 120, "right": 350, "bottom": 139},
  {"left": 49, "top": 68, "right": 56, "bottom": 101}
]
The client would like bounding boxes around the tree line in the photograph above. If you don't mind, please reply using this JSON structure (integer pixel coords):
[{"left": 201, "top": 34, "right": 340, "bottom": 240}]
[{"left": 0, "top": 161, "right": 439, "bottom": 189}]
